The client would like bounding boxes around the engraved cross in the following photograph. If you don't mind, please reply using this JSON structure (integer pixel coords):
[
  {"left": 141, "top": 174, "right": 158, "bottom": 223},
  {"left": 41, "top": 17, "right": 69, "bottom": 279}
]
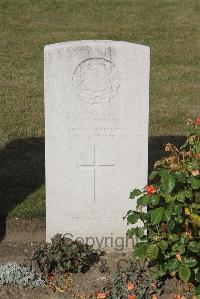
[{"left": 78, "top": 146, "right": 115, "bottom": 204}]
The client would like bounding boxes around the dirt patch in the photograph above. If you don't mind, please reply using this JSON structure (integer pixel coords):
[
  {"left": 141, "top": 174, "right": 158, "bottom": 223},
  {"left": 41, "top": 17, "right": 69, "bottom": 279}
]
[
  {"left": 0, "top": 218, "right": 45, "bottom": 263},
  {"left": 0, "top": 218, "right": 191, "bottom": 299}
]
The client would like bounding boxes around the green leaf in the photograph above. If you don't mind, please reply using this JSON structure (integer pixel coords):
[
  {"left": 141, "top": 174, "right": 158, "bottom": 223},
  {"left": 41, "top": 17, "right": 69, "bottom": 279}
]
[
  {"left": 172, "top": 244, "right": 185, "bottom": 254},
  {"left": 188, "top": 241, "right": 200, "bottom": 253},
  {"left": 168, "top": 259, "right": 181, "bottom": 272},
  {"left": 151, "top": 268, "right": 160, "bottom": 280},
  {"left": 174, "top": 172, "right": 187, "bottom": 183},
  {"left": 169, "top": 234, "right": 179, "bottom": 242},
  {"left": 174, "top": 204, "right": 183, "bottom": 216},
  {"left": 135, "top": 227, "right": 145, "bottom": 238},
  {"left": 139, "top": 212, "right": 148, "bottom": 222},
  {"left": 127, "top": 228, "right": 136, "bottom": 238},
  {"left": 176, "top": 215, "right": 183, "bottom": 223},
  {"left": 184, "top": 189, "right": 193, "bottom": 198},
  {"left": 127, "top": 212, "right": 140, "bottom": 224},
  {"left": 127, "top": 227, "right": 144, "bottom": 238},
  {"left": 184, "top": 257, "right": 198, "bottom": 268},
  {"left": 163, "top": 173, "right": 176, "bottom": 193},
  {"left": 123, "top": 210, "right": 132, "bottom": 220},
  {"left": 164, "top": 193, "right": 173, "bottom": 203},
  {"left": 150, "top": 194, "right": 160, "bottom": 206},
  {"left": 137, "top": 195, "right": 149, "bottom": 206},
  {"left": 163, "top": 209, "right": 171, "bottom": 223},
  {"left": 146, "top": 244, "right": 159, "bottom": 260},
  {"left": 149, "top": 171, "right": 159, "bottom": 180},
  {"left": 177, "top": 191, "right": 186, "bottom": 202},
  {"left": 158, "top": 264, "right": 167, "bottom": 276},
  {"left": 168, "top": 220, "right": 175, "bottom": 230},
  {"left": 170, "top": 203, "right": 177, "bottom": 215},
  {"left": 195, "top": 271, "right": 200, "bottom": 283},
  {"left": 179, "top": 266, "right": 191, "bottom": 282},
  {"left": 129, "top": 189, "right": 142, "bottom": 199},
  {"left": 151, "top": 264, "right": 168, "bottom": 278},
  {"left": 180, "top": 236, "right": 189, "bottom": 245},
  {"left": 159, "top": 240, "right": 168, "bottom": 252},
  {"left": 194, "top": 285, "right": 200, "bottom": 295},
  {"left": 151, "top": 207, "right": 164, "bottom": 225},
  {"left": 187, "top": 176, "right": 200, "bottom": 189},
  {"left": 151, "top": 234, "right": 160, "bottom": 241},
  {"left": 133, "top": 246, "right": 146, "bottom": 260}
]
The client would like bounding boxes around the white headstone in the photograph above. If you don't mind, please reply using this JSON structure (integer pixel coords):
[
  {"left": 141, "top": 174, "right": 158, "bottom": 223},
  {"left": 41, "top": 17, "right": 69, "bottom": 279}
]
[{"left": 45, "top": 40, "right": 150, "bottom": 248}]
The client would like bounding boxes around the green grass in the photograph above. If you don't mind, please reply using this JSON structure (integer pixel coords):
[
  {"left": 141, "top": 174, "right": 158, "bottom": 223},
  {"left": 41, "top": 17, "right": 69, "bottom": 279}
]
[{"left": 0, "top": 0, "right": 200, "bottom": 218}]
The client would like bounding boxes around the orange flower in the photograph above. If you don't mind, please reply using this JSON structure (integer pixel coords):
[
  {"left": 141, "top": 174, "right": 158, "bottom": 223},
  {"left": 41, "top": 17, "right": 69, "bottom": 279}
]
[
  {"left": 128, "top": 295, "right": 136, "bottom": 299},
  {"left": 176, "top": 252, "right": 182, "bottom": 262},
  {"left": 97, "top": 292, "right": 107, "bottom": 299},
  {"left": 145, "top": 185, "right": 156, "bottom": 195},
  {"left": 127, "top": 281, "right": 134, "bottom": 291},
  {"left": 194, "top": 117, "right": 200, "bottom": 125},
  {"left": 152, "top": 295, "right": 158, "bottom": 299}
]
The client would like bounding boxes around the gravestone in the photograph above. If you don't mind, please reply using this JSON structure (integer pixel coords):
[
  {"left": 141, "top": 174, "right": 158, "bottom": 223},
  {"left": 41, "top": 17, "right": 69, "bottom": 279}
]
[{"left": 45, "top": 40, "right": 150, "bottom": 247}]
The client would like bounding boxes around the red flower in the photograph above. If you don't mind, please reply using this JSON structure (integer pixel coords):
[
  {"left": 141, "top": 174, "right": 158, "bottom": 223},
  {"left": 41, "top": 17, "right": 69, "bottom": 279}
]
[
  {"left": 128, "top": 295, "right": 136, "bottom": 299},
  {"left": 194, "top": 117, "right": 200, "bottom": 125},
  {"left": 145, "top": 185, "right": 156, "bottom": 195}
]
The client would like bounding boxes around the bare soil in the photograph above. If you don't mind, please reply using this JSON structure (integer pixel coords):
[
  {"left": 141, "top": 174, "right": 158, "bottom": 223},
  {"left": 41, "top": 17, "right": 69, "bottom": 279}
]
[{"left": 0, "top": 218, "right": 189, "bottom": 299}]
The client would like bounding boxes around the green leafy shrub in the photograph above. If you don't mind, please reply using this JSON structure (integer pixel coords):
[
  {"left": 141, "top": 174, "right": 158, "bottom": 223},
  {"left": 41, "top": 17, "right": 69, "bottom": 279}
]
[
  {"left": 125, "top": 118, "right": 200, "bottom": 295},
  {"left": 33, "top": 234, "right": 100, "bottom": 276}
]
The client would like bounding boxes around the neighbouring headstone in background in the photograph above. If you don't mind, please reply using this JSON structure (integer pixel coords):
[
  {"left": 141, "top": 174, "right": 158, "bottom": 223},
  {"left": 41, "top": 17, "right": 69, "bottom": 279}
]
[{"left": 45, "top": 40, "right": 150, "bottom": 248}]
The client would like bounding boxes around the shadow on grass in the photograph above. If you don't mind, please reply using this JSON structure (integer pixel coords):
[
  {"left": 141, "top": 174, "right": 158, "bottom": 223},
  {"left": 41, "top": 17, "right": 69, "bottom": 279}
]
[
  {"left": 0, "top": 135, "right": 185, "bottom": 241},
  {"left": 0, "top": 137, "right": 45, "bottom": 240}
]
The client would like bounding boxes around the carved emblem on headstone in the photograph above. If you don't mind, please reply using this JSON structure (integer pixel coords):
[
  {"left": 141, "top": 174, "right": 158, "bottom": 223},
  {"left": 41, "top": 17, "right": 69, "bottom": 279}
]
[{"left": 72, "top": 58, "right": 120, "bottom": 104}]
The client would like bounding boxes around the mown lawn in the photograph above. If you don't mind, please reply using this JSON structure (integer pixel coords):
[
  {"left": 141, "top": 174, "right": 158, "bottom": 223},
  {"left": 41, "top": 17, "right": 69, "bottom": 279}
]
[{"left": 0, "top": 0, "right": 200, "bottom": 218}]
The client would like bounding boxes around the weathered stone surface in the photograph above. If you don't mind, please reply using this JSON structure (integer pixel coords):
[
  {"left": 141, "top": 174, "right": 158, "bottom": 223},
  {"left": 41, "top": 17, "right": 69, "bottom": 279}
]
[{"left": 45, "top": 40, "right": 150, "bottom": 247}]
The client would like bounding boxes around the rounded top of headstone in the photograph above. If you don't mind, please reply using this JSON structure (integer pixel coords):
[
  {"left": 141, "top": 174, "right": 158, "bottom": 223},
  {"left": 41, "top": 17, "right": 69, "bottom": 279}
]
[{"left": 44, "top": 40, "right": 150, "bottom": 53}]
